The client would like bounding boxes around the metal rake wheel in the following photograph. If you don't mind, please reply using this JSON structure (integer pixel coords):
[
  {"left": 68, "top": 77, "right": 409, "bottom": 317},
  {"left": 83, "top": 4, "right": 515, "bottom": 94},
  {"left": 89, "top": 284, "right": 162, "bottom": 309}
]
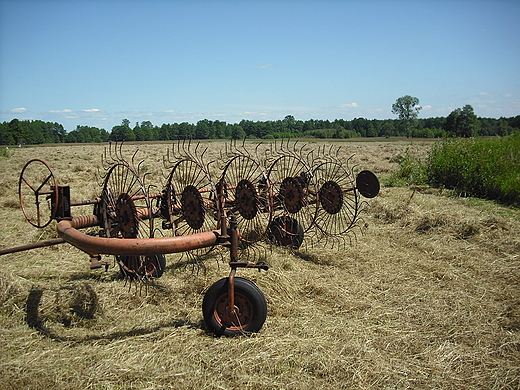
[
  {"left": 18, "top": 159, "right": 59, "bottom": 228},
  {"left": 267, "top": 154, "right": 317, "bottom": 233},
  {"left": 219, "top": 154, "right": 272, "bottom": 246},
  {"left": 313, "top": 160, "right": 359, "bottom": 236},
  {"left": 99, "top": 162, "right": 160, "bottom": 278},
  {"left": 165, "top": 158, "right": 217, "bottom": 256}
]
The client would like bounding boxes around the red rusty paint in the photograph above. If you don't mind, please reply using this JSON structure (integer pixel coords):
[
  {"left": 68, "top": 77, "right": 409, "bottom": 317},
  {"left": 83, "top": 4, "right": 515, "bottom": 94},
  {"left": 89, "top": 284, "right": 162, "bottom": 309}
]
[{"left": 57, "top": 215, "right": 220, "bottom": 256}]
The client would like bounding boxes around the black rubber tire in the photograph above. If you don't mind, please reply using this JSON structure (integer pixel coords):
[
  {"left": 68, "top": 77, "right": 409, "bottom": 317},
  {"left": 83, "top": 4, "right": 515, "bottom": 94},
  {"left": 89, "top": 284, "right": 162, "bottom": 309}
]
[
  {"left": 202, "top": 277, "right": 267, "bottom": 337},
  {"left": 118, "top": 254, "right": 167, "bottom": 279},
  {"left": 149, "top": 254, "right": 167, "bottom": 278},
  {"left": 268, "top": 216, "right": 304, "bottom": 249}
]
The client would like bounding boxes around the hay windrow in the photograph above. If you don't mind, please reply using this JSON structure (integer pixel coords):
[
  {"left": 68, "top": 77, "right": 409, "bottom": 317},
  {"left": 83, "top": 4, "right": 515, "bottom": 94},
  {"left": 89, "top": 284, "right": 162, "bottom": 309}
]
[{"left": 0, "top": 141, "right": 519, "bottom": 389}]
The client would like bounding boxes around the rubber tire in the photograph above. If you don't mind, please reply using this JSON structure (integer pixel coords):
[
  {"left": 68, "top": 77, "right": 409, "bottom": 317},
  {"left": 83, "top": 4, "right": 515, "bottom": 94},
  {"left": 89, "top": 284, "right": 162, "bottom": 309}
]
[
  {"left": 149, "top": 254, "right": 167, "bottom": 278},
  {"left": 202, "top": 277, "right": 267, "bottom": 337},
  {"left": 118, "top": 254, "right": 167, "bottom": 279},
  {"left": 268, "top": 216, "right": 304, "bottom": 249}
]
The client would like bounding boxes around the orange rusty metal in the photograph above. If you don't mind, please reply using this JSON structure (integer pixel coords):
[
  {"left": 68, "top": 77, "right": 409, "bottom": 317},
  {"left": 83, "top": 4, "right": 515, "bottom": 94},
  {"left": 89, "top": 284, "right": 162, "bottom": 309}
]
[{"left": 57, "top": 215, "right": 220, "bottom": 256}]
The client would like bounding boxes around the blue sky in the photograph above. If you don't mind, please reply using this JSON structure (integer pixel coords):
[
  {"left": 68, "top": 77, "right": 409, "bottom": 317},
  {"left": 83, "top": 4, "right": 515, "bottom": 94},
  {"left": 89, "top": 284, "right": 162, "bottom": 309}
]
[{"left": 1, "top": 0, "right": 519, "bottom": 132}]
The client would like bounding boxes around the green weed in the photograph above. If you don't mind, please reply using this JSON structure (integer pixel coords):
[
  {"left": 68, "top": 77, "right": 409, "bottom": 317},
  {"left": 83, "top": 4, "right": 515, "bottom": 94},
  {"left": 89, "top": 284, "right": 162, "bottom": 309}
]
[
  {"left": 426, "top": 133, "right": 520, "bottom": 205},
  {"left": 385, "top": 148, "right": 428, "bottom": 187}
]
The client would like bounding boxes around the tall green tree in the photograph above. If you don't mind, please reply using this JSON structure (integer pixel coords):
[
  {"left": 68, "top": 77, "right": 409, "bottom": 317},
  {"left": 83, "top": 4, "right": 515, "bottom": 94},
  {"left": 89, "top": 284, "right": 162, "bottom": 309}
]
[
  {"left": 392, "top": 95, "right": 422, "bottom": 137},
  {"left": 444, "top": 105, "right": 479, "bottom": 138},
  {"left": 231, "top": 124, "right": 246, "bottom": 140},
  {"left": 110, "top": 119, "right": 135, "bottom": 141}
]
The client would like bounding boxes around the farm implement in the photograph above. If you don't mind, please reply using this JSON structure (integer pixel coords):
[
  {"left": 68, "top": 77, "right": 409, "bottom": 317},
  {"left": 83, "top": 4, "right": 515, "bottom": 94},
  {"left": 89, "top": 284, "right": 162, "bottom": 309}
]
[{"left": 1, "top": 141, "right": 380, "bottom": 336}]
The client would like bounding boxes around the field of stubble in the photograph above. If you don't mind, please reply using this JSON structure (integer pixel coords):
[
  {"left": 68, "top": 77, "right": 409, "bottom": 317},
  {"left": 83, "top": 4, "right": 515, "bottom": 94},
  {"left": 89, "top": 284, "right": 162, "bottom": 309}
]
[{"left": 0, "top": 139, "right": 519, "bottom": 389}]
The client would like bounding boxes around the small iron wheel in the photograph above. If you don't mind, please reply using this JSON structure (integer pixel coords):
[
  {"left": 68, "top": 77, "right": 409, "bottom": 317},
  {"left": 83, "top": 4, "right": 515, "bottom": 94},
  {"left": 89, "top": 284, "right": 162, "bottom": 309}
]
[
  {"left": 202, "top": 277, "right": 267, "bottom": 337},
  {"left": 18, "top": 159, "right": 59, "bottom": 228}
]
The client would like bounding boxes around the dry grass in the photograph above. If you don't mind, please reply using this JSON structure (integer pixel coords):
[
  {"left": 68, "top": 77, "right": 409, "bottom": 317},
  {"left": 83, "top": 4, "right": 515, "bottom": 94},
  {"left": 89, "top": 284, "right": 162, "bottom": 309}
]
[{"left": 0, "top": 140, "right": 519, "bottom": 389}]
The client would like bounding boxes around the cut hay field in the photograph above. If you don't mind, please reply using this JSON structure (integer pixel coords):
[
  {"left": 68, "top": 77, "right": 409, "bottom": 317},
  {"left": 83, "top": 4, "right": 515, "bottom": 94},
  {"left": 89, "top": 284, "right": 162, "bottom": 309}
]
[{"left": 0, "top": 140, "right": 519, "bottom": 389}]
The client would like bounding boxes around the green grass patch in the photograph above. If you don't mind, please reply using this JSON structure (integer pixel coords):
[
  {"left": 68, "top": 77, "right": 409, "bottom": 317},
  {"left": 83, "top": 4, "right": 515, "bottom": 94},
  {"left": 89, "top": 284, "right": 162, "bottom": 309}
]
[{"left": 385, "top": 148, "right": 428, "bottom": 187}]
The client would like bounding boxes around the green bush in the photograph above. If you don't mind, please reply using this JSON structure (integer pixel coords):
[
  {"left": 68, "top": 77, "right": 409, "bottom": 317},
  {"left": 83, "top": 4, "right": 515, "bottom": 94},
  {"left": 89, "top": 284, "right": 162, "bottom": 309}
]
[{"left": 426, "top": 133, "right": 520, "bottom": 205}]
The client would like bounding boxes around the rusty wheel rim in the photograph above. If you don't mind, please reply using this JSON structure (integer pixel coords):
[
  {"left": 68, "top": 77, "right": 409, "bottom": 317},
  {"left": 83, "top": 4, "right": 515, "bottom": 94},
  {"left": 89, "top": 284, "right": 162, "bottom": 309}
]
[
  {"left": 165, "top": 158, "right": 217, "bottom": 256},
  {"left": 313, "top": 161, "right": 359, "bottom": 236},
  {"left": 101, "top": 162, "right": 153, "bottom": 239},
  {"left": 267, "top": 154, "right": 317, "bottom": 233},
  {"left": 213, "top": 292, "right": 253, "bottom": 331},
  {"left": 220, "top": 154, "right": 271, "bottom": 245}
]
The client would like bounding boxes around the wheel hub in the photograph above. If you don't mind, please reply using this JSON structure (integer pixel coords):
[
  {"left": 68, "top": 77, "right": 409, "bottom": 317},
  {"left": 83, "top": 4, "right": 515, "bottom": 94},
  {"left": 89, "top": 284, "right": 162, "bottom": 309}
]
[
  {"left": 280, "top": 177, "right": 304, "bottom": 214},
  {"left": 181, "top": 185, "right": 205, "bottom": 230},
  {"left": 214, "top": 292, "right": 253, "bottom": 331},
  {"left": 235, "top": 179, "right": 258, "bottom": 220},
  {"left": 319, "top": 180, "right": 343, "bottom": 214},
  {"left": 116, "top": 193, "right": 139, "bottom": 238}
]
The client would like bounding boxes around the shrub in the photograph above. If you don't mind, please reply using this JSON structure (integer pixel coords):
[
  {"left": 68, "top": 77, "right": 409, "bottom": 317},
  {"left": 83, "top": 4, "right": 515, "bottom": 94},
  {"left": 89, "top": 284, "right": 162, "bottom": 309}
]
[{"left": 426, "top": 133, "right": 520, "bottom": 205}]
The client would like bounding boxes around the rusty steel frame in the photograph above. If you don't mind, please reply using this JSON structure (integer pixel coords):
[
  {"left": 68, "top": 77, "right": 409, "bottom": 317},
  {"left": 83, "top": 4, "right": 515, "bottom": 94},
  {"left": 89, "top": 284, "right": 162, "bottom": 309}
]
[{"left": 57, "top": 215, "right": 221, "bottom": 256}]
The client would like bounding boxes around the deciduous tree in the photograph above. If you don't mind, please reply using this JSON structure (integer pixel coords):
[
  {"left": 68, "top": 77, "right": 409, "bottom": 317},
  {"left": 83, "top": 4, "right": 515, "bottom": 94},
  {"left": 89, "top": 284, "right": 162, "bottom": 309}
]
[{"left": 392, "top": 95, "right": 422, "bottom": 137}]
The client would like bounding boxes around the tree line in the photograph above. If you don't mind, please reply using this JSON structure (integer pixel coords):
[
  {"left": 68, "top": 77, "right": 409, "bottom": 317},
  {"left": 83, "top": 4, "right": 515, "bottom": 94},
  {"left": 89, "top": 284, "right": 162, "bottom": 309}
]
[{"left": 1, "top": 111, "right": 519, "bottom": 145}]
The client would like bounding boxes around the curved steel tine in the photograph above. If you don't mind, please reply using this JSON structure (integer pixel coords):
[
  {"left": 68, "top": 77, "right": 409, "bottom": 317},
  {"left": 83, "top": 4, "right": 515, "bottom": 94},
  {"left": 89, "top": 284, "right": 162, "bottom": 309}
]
[
  {"left": 328, "top": 144, "right": 334, "bottom": 159},
  {"left": 334, "top": 144, "right": 341, "bottom": 160},
  {"left": 194, "top": 141, "right": 201, "bottom": 160},
  {"left": 200, "top": 146, "right": 208, "bottom": 162},
  {"left": 293, "top": 139, "right": 299, "bottom": 155},
  {"left": 131, "top": 149, "right": 140, "bottom": 168},
  {"left": 101, "top": 146, "right": 108, "bottom": 170},
  {"left": 306, "top": 149, "right": 314, "bottom": 165},
  {"left": 254, "top": 141, "right": 262, "bottom": 157},
  {"left": 117, "top": 142, "right": 124, "bottom": 163}
]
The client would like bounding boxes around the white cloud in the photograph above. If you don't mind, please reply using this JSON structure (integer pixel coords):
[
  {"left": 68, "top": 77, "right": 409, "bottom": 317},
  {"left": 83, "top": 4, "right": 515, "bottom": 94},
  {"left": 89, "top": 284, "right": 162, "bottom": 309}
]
[
  {"left": 11, "top": 107, "right": 28, "bottom": 113},
  {"left": 339, "top": 102, "right": 358, "bottom": 108},
  {"left": 49, "top": 109, "right": 72, "bottom": 113},
  {"left": 82, "top": 108, "right": 101, "bottom": 113},
  {"left": 254, "top": 64, "right": 274, "bottom": 69}
]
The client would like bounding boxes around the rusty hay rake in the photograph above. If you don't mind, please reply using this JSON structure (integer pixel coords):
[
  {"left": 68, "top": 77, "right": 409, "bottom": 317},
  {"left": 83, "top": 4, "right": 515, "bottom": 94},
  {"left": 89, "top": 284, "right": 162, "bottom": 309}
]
[{"left": 1, "top": 141, "right": 380, "bottom": 336}]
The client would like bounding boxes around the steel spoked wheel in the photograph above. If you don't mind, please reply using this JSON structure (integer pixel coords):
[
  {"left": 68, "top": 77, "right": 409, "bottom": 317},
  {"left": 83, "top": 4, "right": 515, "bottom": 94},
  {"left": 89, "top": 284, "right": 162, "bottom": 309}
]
[
  {"left": 165, "top": 159, "right": 217, "bottom": 256},
  {"left": 100, "top": 162, "right": 159, "bottom": 278},
  {"left": 313, "top": 161, "right": 359, "bottom": 236},
  {"left": 101, "top": 162, "right": 153, "bottom": 239},
  {"left": 220, "top": 155, "right": 271, "bottom": 245},
  {"left": 18, "top": 159, "right": 59, "bottom": 228},
  {"left": 202, "top": 277, "right": 267, "bottom": 337},
  {"left": 268, "top": 155, "right": 317, "bottom": 233}
]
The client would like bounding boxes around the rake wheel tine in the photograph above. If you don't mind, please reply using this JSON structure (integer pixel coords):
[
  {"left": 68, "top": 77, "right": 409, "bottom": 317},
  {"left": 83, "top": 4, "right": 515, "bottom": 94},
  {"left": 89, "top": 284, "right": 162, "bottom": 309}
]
[{"left": 132, "top": 149, "right": 144, "bottom": 171}]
